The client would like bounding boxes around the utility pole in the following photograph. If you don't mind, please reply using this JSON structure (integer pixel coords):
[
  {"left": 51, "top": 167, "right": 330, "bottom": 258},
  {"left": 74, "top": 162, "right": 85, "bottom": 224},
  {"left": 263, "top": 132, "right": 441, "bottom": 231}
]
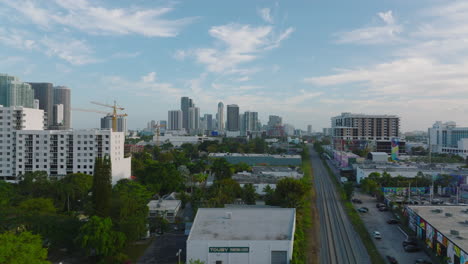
[{"left": 176, "top": 249, "right": 182, "bottom": 264}]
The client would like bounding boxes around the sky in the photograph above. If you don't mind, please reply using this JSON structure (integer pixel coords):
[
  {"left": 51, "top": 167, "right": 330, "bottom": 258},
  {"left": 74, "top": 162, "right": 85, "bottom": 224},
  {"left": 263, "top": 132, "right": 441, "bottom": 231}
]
[{"left": 1, "top": 0, "right": 468, "bottom": 132}]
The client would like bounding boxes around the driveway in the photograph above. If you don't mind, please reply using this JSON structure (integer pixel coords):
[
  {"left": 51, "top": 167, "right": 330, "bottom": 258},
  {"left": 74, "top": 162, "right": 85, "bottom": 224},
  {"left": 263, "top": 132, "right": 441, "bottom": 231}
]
[
  {"left": 353, "top": 192, "right": 432, "bottom": 264},
  {"left": 137, "top": 231, "right": 187, "bottom": 264}
]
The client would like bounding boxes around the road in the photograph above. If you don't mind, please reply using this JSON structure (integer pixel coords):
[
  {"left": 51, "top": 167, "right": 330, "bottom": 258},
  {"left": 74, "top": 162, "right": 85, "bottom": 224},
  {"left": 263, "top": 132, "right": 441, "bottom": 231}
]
[{"left": 309, "top": 146, "right": 371, "bottom": 264}]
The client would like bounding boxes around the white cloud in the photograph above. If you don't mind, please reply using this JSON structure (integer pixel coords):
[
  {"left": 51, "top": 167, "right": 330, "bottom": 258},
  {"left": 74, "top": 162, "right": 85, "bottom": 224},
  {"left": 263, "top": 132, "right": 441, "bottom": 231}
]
[
  {"left": 335, "top": 10, "right": 403, "bottom": 44},
  {"left": 111, "top": 51, "right": 140, "bottom": 59},
  {"left": 259, "top": 8, "right": 273, "bottom": 23},
  {"left": 191, "top": 23, "right": 294, "bottom": 73},
  {"left": 3, "top": 0, "right": 195, "bottom": 37},
  {"left": 141, "top": 72, "right": 157, "bottom": 83},
  {"left": 40, "top": 36, "right": 98, "bottom": 65}
]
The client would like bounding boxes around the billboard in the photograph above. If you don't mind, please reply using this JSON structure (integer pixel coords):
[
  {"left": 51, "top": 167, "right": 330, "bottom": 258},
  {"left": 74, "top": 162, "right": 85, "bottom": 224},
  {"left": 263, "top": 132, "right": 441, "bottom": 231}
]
[{"left": 391, "top": 138, "right": 399, "bottom": 161}]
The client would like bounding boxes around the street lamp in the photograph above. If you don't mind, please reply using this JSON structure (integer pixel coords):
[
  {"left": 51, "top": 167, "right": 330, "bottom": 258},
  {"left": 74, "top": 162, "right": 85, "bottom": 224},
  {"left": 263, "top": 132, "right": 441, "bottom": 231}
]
[{"left": 176, "top": 249, "right": 182, "bottom": 264}]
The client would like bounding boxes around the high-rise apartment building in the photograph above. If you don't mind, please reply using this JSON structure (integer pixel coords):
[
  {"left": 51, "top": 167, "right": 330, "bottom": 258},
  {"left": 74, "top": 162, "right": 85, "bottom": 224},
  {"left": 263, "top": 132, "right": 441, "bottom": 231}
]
[
  {"left": 204, "top": 114, "right": 213, "bottom": 131},
  {"left": 331, "top": 113, "right": 403, "bottom": 153},
  {"left": 217, "top": 102, "right": 224, "bottom": 131},
  {"left": 307, "top": 125, "right": 312, "bottom": 135},
  {"left": 28, "top": 82, "right": 54, "bottom": 128},
  {"left": 168, "top": 110, "right": 183, "bottom": 131},
  {"left": 188, "top": 107, "right": 200, "bottom": 133},
  {"left": 0, "top": 74, "right": 35, "bottom": 108},
  {"left": 268, "top": 115, "right": 282, "bottom": 128},
  {"left": 429, "top": 121, "right": 468, "bottom": 157},
  {"left": 226, "top": 104, "right": 240, "bottom": 132},
  {"left": 101, "top": 115, "right": 128, "bottom": 135},
  {"left": 181, "top": 97, "right": 194, "bottom": 130},
  {"left": 241, "top": 111, "right": 259, "bottom": 135},
  {"left": 0, "top": 105, "right": 130, "bottom": 183},
  {"left": 53, "top": 104, "right": 64, "bottom": 126},
  {"left": 53, "top": 86, "right": 71, "bottom": 129}
]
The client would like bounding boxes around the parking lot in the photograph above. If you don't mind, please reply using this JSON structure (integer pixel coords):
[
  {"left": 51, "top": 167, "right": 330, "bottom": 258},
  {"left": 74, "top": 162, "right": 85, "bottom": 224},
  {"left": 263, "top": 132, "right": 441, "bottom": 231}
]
[
  {"left": 353, "top": 192, "right": 432, "bottom": 264},
  {"left": 137, "top": 231, "right": 187, "bottom": 264}
]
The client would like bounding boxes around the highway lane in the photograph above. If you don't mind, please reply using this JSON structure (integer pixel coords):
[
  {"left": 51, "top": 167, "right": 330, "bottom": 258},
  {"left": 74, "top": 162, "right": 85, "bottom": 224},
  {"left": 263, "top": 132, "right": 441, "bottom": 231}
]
[{"left": 309, "top": 146, "right": 371, "bottom": 264}]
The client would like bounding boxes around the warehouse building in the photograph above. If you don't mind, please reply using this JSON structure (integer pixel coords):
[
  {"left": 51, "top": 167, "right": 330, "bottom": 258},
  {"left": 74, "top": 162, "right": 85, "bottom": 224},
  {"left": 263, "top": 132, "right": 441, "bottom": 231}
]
[
  {"left": 406, "top": 206, "right": 468, "bottom": 263},
  {"left": 187, "top": 208, "right": 295, "bottom": 264},
  {"left": 208, "top": 153, "right": 301, "bottom": 166}
]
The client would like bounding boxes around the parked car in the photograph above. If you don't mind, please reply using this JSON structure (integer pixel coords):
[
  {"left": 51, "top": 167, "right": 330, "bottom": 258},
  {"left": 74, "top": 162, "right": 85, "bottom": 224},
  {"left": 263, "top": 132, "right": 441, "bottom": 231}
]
[
  {"left": 376, "top": 203, "right": 386, "bottom": 208},
  {"left": 386, "top": 256, "right": 398, "bottom": 264},
  {"left": 387, "top": 219, "right": 400, "bottom": 224},
  {"left": 404, "top": 244, "right": 421, "bottom": 252},
  {"left": 403, "top": 237, "right": 418, "bottom": 246},
  {"left": 379, "top": 206, "right": 389, "bottom": 211},
  {"left": 415, "top": 259, "right": 432, "bottom": 264},
  {"left": 357, "top": 207, "right": 368, "bottom": 213},
  {"left": 373, "top": 231, "right": 382, "bottom": 239},
  {"left": 352, "top": 198, "right": 362, "bottom": 204}
]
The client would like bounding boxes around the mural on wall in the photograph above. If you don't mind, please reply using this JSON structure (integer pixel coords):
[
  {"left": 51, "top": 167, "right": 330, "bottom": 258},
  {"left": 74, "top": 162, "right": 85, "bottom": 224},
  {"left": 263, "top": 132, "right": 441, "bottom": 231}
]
[
  {"left": 391, "top": 138, "right": 399, "bottom": 161},
  {"left": 426, "top": 224, "right": 434, "bottom": 249},
  {"left": 381, "top": 187, "right": 429, "bottom": 195}
]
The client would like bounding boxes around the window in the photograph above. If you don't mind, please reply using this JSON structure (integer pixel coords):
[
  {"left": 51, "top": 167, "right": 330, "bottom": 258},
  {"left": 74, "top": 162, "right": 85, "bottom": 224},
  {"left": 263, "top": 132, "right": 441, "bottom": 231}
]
[{"left": 216, "top": 261, "right": 222, "bottom": 264}]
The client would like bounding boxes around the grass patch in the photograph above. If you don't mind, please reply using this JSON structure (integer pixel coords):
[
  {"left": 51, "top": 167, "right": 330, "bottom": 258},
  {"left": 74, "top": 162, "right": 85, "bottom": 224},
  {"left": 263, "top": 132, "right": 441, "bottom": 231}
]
[
  {"left": 320, "top": 159, "right": 385, "bottom": 264},
  {"left": 291, "top": 147, "right": 315, "bottom": 264},
  {"left": 123, "top": 238, "right": 154, "bottom": 263}
]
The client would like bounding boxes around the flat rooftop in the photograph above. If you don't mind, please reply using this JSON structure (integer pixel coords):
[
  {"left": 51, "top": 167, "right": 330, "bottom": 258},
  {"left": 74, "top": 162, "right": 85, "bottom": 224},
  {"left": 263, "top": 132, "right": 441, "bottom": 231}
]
[
  {"left": 188, "top": 208, "right": 295, "bottom": 241},
  {"left": 209, "top": 153, "right": 301, "bottom": 159},
  {"left": 409, "top": 206, "right": 468, "bottom": 252}
]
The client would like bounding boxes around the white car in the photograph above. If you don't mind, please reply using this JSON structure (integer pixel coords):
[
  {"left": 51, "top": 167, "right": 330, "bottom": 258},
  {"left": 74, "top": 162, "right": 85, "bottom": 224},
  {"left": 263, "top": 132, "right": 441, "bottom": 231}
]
[{"left": 373, "top": 231, "right": 382, "bottom": 239}]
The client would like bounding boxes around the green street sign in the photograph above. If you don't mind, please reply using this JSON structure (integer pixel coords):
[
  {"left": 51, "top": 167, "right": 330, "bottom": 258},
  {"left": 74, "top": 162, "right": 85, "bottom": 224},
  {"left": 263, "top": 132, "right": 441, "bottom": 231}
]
[{"left": 209, "top": 247, "right": 249, "bottom": 253}]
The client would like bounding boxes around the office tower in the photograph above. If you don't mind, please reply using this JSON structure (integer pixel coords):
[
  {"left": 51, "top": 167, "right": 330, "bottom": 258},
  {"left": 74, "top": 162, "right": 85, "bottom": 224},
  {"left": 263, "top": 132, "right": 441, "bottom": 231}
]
[
  {"left": 160, "top": 120, "right": 167, "bottom": 133},
  {"left": 204, "top": 114, "right": 213, "bottom": 130},
  {"left": 226, "top": 104, "right": 240, "bottom": 131},
  {"left": 307, "top": 125, "right": 312, "bottom": 135},
  {"left": 53, "top": 86, "right": 71, "bottom": 129},
  {"left": 28, "top": 82, "right": 54, "bottom": 128},
  {"left": 268, "top": 115, "right": 282, "bottom": 128},
  {"left": 284, "top": 124, "right": 295, "bottom": 136},
  {"left": 240, "top": 113, "right": 245, "bottom": 136},
  {"left": 188, "top": 107, "right": 200, "bottom": 133},
  {"left": 101, "top": 115, "right": 128, "bottom": 135},
  {"left": 168, "top": 110, "right": 183, "bottom": 130},
  {"left": 217, "top": 102, "right": 224, "bottom": 131},
  {"left": 181, "top": 97, "right": 194, "bottom": 130},
  {"left": 0, "top": 74, "right": 35, "bottom": 108},
  {"left": 331, "top": 112, "right": 402, "bottom": 153},
  {"left": 428, "top": 121, "right": 468, "bottom": 157},
  {"left": 243, "top": 111, "right": 259, "bottom": 132},
  {"left": 33, "top": 99, "right": 39, "bottom": 109}
]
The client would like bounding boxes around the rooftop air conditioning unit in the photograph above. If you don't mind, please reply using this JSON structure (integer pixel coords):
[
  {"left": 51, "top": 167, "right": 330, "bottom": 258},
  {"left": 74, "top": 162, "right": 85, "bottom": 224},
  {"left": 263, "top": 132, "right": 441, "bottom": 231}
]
[
  {"left": 451, "top": 230, "right": 460, "bottom": 236},
  {"left": 446, "top": 213, "right": 453, "bottom": 217}
]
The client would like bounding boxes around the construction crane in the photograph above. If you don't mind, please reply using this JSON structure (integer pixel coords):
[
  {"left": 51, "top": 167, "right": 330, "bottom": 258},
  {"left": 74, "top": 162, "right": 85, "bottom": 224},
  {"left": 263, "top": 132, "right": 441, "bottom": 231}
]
[
  {"left": 90, "top": 101, "right": 127, "bottom": 132},
  {"left": 153, "top": 122, "right": 166, "bottom": 146}
]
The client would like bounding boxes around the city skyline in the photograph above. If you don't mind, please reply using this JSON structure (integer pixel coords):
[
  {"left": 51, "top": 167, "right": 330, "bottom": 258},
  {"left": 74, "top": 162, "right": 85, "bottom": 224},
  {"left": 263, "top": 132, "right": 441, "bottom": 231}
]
[{"left": 1, "top": 1, "right": 468, "bottom": 131}]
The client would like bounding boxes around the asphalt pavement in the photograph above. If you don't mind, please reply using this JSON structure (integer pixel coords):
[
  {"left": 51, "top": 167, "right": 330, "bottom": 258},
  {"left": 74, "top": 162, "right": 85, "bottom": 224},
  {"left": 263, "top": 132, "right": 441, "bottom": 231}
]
[
  {"left": 309, "top": 146, "right": 371, "bottom": 264},
  {"left": 353, "top": 192, "right": 432, "bottom": 264}
]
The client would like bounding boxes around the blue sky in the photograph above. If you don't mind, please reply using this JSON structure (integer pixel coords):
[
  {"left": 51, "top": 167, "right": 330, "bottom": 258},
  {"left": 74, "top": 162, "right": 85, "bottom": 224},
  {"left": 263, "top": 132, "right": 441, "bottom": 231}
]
[{"left": 1, "top": 0, "right": 467, "bottom": 131}]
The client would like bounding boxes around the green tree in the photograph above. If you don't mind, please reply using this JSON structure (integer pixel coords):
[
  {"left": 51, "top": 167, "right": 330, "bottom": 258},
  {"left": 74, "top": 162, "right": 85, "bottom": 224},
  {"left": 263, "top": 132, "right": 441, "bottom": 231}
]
[
  {"left": 137, "top": 160, "right": 183, "bottom": 194},
  {"left": 18, "top": 198, "right": 56, "bottom": 215},
  {"left": 242, "top": 183, "right": 257, "bottom": 205},
  {"left": 0, "top": 181, "right": 13, "bottom": 208},
  {"left": 17, "top": 171, "right": 53, "bottom": 198},
  {"left": 343, "top": 182, "right": 354, "bottom": 200},
  {"left": 92, "top": 157, "right": 112, "bottom": 217},
  {"left": 189, "top": 260, "right": 206, "bottom": 264},
  {"left": 233, "top": 162, "right": 252, "bottom": 173},
  {"left": 58, "top": 173, "right": 93, "bottom": 212},
  {"left": 263, "top": 185, "right": 275, "bottom": 205},
  {"left": 274, "top": 178, "right": 308, "bottom": 208},
  {"left": 211, "top": 158, "right": 233, "bottom": 180},
  {"left": 76, "top": 216, "right": 125, "bottom": 259},
  {"left": 111, "top": 180, "right": 151, "bottom": 243},
  {"left": 0, "top": 231, "right": 50, "bottom": 264},
  {"left": 207, "top": 179, "right": 242, "bottom": 207}
]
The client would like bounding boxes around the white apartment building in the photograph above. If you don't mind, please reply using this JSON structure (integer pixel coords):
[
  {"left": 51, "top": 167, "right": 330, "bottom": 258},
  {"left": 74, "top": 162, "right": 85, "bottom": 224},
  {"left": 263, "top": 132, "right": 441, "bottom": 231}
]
[{"left": 0, "top": 106, "right": 130, "bottom": 183}]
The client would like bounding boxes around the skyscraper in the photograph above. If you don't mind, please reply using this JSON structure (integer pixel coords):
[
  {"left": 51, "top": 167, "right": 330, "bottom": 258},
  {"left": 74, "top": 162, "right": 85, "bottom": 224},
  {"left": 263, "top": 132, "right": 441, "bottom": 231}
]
[
  {"left": 189, "top": 106, "right": 200, "bottom": 133},
  {"left": 53, "top": 86, "right": 71, "bottom": 129},
  {"left": 168, "top": 110, "right": 183, "bottom": 130},
  {"left": 217, "top": 102, "right": 224, "bottom": 131},
  {"left": 243, "top": 111, "right": 259, "bottom": 132},
  {"left": 0, "top": 74, "right": 34, "bottom": 108},
  {"left": 204, "top": 114, "right": 213, "bottom": 130},
  {"left": 226, "top": 104, "right": 240, "bottom": 131},
  {"left": 307, "top": 125, "right": 312, "bottom": 135},
  {"left": 28, "top": 82, "right": 54, "bottom": 128},
  {"left": 101, "top": 115, "right": 128, "bottom": 135},
  {"left": 268, "top": 115, "right": 282, "bottom": 128},
  {"left": 181, "top": 97, "right": 194, "bottom": 130}
]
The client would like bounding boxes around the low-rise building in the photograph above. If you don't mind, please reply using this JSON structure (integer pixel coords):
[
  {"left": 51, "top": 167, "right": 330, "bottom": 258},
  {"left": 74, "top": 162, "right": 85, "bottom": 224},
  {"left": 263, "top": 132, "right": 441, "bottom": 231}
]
[
  {"left": 154, "top": 133, "right": 219, "bottom": 147},
  {"left": 406, "top": 206, "right": 468, "bottom": 263},
  {"left": 368, "top": 152, "right": 389, "bottom": 162},
  {"left": 187, "top": 208, "right": 296, "bottom": 264},
  {"left": 209, "top": 153, "right": 302, "bottom": 166},
  {"left": 147, "top": 199, "right": 181, "bottom": 223}
]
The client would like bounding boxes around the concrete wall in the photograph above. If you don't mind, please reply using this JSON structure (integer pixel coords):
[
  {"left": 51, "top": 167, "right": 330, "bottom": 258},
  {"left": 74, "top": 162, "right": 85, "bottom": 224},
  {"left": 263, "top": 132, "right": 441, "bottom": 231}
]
[{"left": 187, "top": 239, "right": 293, "bottom": 264}]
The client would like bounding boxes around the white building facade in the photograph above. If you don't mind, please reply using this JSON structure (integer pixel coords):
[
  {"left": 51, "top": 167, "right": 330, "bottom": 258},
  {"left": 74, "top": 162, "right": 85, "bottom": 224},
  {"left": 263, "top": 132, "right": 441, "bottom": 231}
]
[
  {"left": 0, "top": 106, "right": 130, "bottom": 183},
  {"left": 187, "top": 208, "right": 296, "bottom": 264},
  {"left": 429, "top": 121, "right": 468, "bottom": 158}
]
